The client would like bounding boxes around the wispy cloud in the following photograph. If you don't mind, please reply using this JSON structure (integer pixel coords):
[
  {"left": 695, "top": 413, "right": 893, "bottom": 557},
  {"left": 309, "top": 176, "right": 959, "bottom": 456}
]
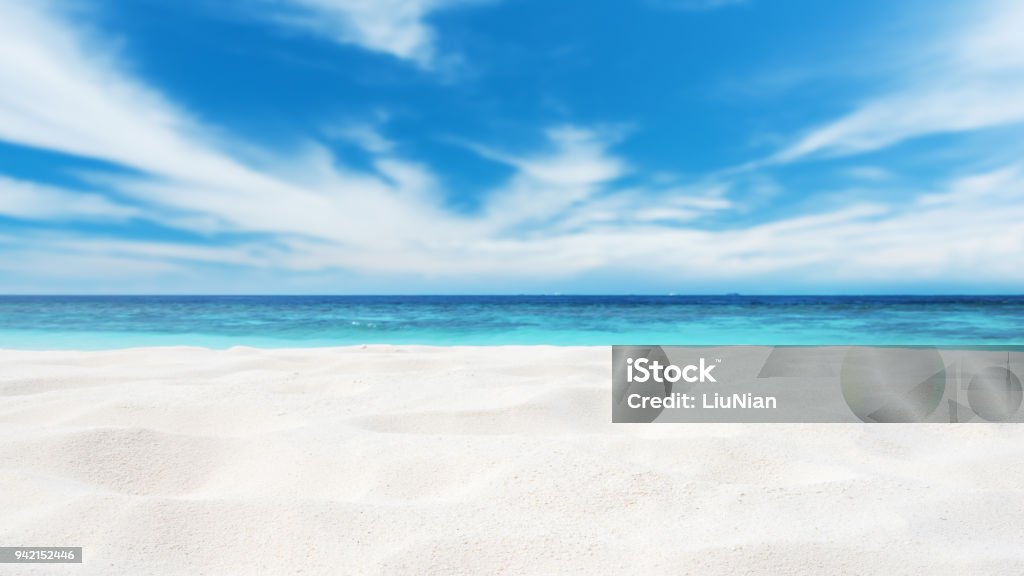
[
  {"left": 468, "top": 126, "right": 629, "bottom": 188},
  {"left": 258, "top": 0, "right": 487, "bottom": 69},
  {"left": 324, "top": 122, "right": 396, "bottom": 153},
  {"left": 461, "top": 126, "right": 631, "bottom": 230},
  {"left": 773, "top": 0, "right": 1024, "bottom": 162},
  {"left": 0, "top": 177, "right": 139, "bottom": 221}
]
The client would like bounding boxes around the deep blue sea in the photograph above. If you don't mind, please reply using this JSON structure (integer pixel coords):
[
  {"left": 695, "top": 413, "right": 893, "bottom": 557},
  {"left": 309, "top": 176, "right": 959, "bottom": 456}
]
[{"left": 0, "top": 295, "right": 1021, "bottom": 349}]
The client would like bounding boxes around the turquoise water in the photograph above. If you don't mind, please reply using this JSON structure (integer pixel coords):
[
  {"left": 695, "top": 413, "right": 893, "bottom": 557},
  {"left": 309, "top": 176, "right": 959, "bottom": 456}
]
[{"left": 0, "top": 295, "right": 1021, "bottom": 349}]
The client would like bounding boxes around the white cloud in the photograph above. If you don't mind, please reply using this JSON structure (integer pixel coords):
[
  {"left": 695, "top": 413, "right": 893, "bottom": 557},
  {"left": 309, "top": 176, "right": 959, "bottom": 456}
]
[
  {"left": 325, "top": 122, "right": 396, "bottom": 153},
  {"left": 465, "top": 126, "right": 630, "bottom": 229},
  {"left": 774, "top": 0, "right": 1024, "bottom": 162},
  {"left": 0, "top": 0, "right": 468, "bottom": 249},
  {"left": 0, "top": 0, "right": 638, "bottom": 276},
  {"left": 0, "top": 177, "right": 139, "bottom": 221},
  {"left": 262, "top": 0, "right": 483, "bottom": 68},
  {"left": 465, "top": 126, "right": 628, "bottom": 188},
  {"left": 549, "top": 182, "right": 732, "bottom": 233}
]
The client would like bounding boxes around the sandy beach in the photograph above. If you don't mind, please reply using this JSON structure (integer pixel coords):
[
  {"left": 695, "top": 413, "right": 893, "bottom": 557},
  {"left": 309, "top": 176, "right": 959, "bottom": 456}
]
[{"left": 1, "top": 345, "right": 1023, "bottom": 574}]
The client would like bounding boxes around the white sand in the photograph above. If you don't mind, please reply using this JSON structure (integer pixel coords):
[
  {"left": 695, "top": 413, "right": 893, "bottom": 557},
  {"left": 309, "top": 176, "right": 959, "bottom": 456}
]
[{"left": 1, "top": 346, "right": 1023, "bottom": 575}]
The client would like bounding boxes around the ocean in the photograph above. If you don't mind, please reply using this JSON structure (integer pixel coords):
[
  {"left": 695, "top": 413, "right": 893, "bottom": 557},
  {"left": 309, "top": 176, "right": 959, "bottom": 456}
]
[{"left": 0, "top": 295, "right": 1021, "bottom": 349}]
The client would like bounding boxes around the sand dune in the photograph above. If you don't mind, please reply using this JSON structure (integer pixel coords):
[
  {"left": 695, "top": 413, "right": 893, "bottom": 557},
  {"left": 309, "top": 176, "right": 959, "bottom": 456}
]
[{"left": 1, "top": 346, "right": 1023, "bottom": 574}]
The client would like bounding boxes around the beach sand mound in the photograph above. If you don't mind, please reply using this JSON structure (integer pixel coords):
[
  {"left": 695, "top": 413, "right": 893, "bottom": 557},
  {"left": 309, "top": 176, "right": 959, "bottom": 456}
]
[{"left": 1, "top": 346, "right": 1022, "bottom": 574}]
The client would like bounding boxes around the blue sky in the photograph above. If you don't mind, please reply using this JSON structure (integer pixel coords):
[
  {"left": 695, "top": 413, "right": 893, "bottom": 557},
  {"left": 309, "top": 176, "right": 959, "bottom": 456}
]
[{"left": 1, "top": 0, "right": 1023, "bottom": 293}]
